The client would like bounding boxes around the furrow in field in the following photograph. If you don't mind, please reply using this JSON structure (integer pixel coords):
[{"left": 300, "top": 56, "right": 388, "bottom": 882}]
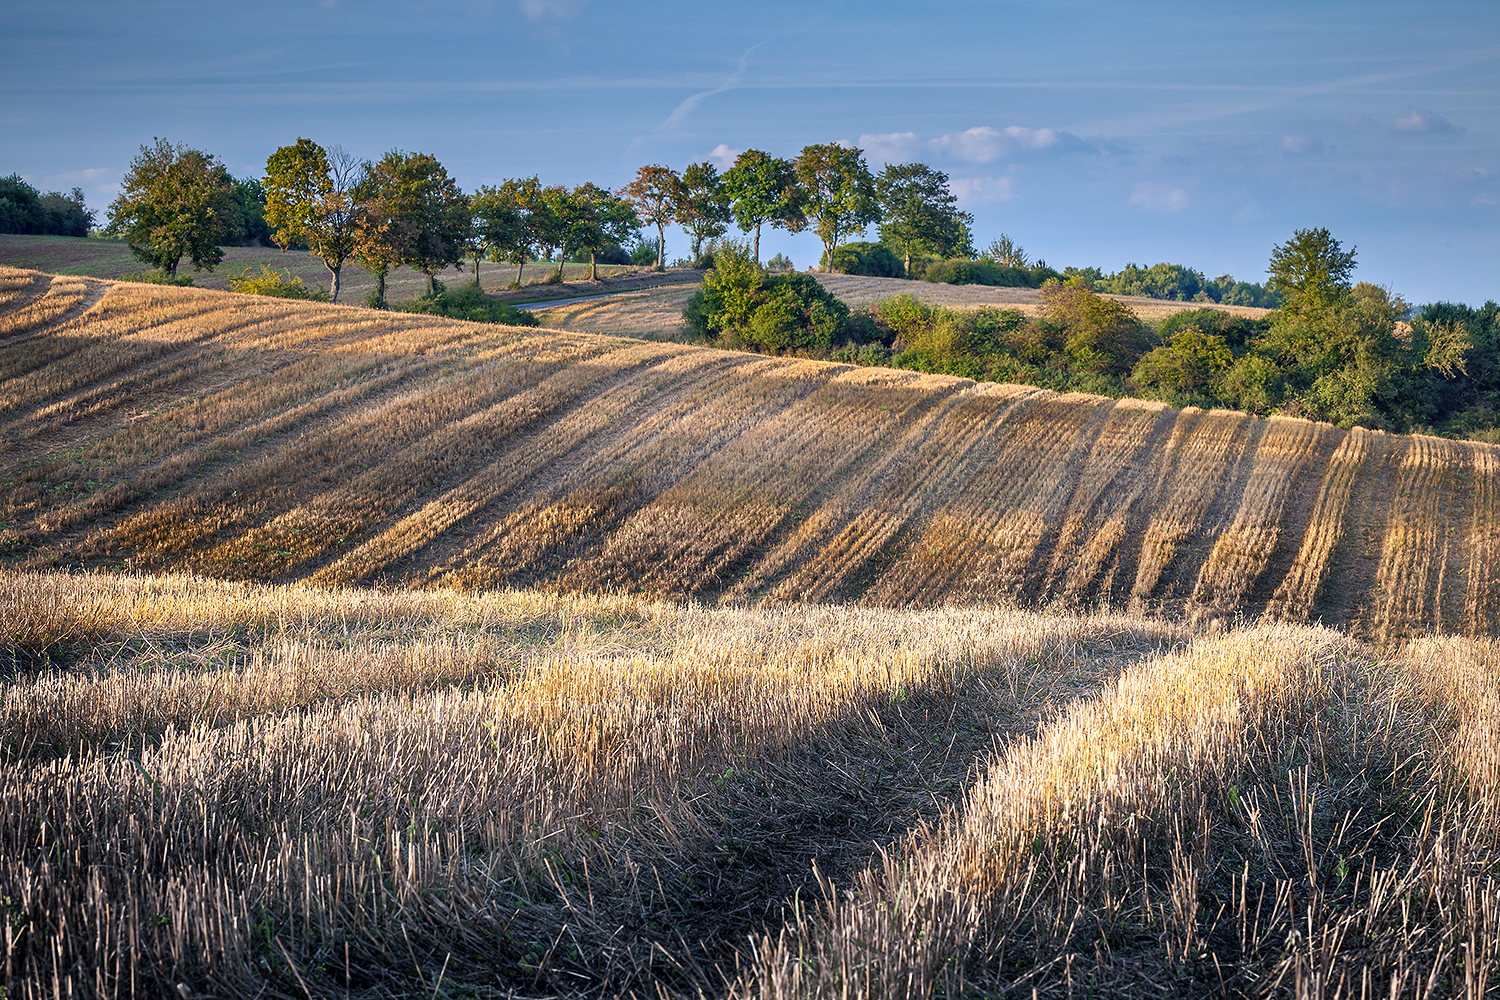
[
  {"left": 0, "top": 269, "right": 48, "bottom": 317},
  {"left": 578, "top": 365, "right": 965, "bottom": 601},
  {"left": 199, "top": 341, "right": 680, "bottom": 581},
  {"left": 1373, "top": 434, "right": 1468, "bottom": 638},
  {"left": 430, "top": 353, "right": 822, "bottom": 593},
  {"left": 772, "top": 383, "right": 1043, "bottom": 606},
  {"left": 716, "top": 380, "right": 1034, "bottom": 604},
  {"left": 885, "top": 392, "right": 1114, "bottom": 605},
  {"left": 0, "top": 274, "right": 93, "bottom": 339},
  {"left": 1265, "top": 428, "right": 1369, "bottom": 622},
  {"left": 306, "top": 344, "right": 725, "bottom": 587},
  {"left": 1130, "top": 409, "right": 1256, "bottom": 611},
  {"left": 1464, "top": 445, "right": 1500, "bottom": 635},
  {"left": 1042, "top": 399, "right": 1174, "bottom": 606},
  {"left": 1189, "top": 417, "right": 1329, "bottom": 617},
  {"left": 82, "top": 334, "right": 598, "bottom": 570}
]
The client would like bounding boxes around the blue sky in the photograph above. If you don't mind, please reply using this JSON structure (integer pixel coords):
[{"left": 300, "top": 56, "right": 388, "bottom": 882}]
[{"left": 3, "top": 0, "right": 1497, "bottom": 304}]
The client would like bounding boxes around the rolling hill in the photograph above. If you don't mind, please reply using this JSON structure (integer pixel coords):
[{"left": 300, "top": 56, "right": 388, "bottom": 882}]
[{"left": 2, "top": 266, "right": 1494, "bottom": 638}]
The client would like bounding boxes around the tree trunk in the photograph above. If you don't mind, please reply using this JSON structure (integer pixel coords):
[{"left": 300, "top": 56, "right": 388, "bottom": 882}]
[
  {"left": 904, "top": 251, "right": 911, "bottom": 276},
  {"left": 473, "top": 255, "right": 480, "bottom": 282},
  {"left": 656, "top": 226, "right": 665, "bottom": 269},
  {"left": 374, "top": 270, "right": 387, "bottom": 308},
  {"left": 516, "top": 261, "right": 525, "bottom": 285},
  {"left": 425, "top": 270, "right": 436, "bottom": 296},
  {"left": 327, "top": 260, "right": 342, "bottom": 303},
  {"left": 753, "top": 223, "right": 761, "bottom": 263},
  {"left": 166, "top": 258, "right": 178, "bottom": 279},
  {"left": 823, "top": 239, "right": 835, "bottom": 273},
  {"left": 589, "top": 252, "right": 598, "bottom": 281}
]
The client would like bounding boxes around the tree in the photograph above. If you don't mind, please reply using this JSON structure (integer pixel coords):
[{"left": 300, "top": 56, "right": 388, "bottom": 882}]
[
  {"left": 675, "top": 161, "right": 731, "bottom": 268},
  {"left": 982, "top": 235, "right": 1029, "bottom": 269},
  {"left": 1268, "top": 227, "right": 1357, "bottom": 317},
  {"left": 570, "top": 183, "right": 639, "bottom": 280},
  {"left": 793, "top": 143, "right": 879, "bottom": 273},
  {"left": 722, "top": 150, "right": 803, "bottom": 262},
  {"left": 229, "top": 177, "right": 272, "bottom": 246},
  {"left": 621, "top": 165, "right": 680, "bottom": 269},
  {"left": 104, "top": 138, "right": 238, "bottom": 278},
  {"left": 875, "top": 162, "right": 973, "bottom": 273},
  {"left": 262, "top": 139, "right": 364, "bottom": 302},
  {"left": 354, "top": 150, "right": 470, "bottom": 301},
  {"left": 471, "top": 179, "right": 534, "bottom": 287}
]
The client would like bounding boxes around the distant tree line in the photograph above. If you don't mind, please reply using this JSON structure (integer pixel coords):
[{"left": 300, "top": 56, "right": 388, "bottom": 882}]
[
  {"left": 0, "top": 175, "right": 94, "bottom": 237},
  {"left": 690, "top": 227, "right": 1500, "bottom": 440}
]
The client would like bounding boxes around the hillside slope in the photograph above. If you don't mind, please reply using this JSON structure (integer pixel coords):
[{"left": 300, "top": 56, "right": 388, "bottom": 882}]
[{"left": 2, "top": 267, "right": 1494, "bottom": 637}]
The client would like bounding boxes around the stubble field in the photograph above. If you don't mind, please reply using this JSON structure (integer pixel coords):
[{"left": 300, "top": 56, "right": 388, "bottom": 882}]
[{"left": 3, "top": 267, "right": 1500, "bottom": 998}]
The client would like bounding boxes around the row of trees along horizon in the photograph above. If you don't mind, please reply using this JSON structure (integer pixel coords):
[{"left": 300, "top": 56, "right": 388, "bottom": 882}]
[
  {"left": 7, "top": 138, "right": 1280, "bottom": 308},
  {"left": 6, "top": 139, "right": 1498, "bottom": 440}
]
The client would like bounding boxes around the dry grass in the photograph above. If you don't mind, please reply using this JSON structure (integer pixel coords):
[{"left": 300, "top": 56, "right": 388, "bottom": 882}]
[
  {"left": 3, "top": 569, "right": 1500, "bottom": 997},
  {"left": 3, "top": 266, "right": 1498, "bottom": 640}
]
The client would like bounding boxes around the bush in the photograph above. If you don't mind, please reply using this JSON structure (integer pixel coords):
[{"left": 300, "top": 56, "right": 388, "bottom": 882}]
[
  {"left": 117, "top": 270, "right": 193, "bottom": 286},
  {"left": 398, "top": 282, "right": 539, "bottom": 327},
  {"left": 822, "top": 241, "right": 905, "bottom": 278},
  {"left": 764, "top": 253, "right": 795, "bottom": 272},
  {"left": 630, "top": 242, "right": 659, "bottom": 267},
  {"left": 923, "top": 259, "right": 1032, "bottom": 287},
  {"left": 227, "top": 264, "right": 327, "bottom": 300},
  {"left": 684, "top": 240, "right": 848, "bottom": 353}
]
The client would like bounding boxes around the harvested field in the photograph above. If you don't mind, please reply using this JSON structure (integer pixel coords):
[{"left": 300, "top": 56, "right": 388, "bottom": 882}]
[
  {"left": 5, "top": 571, "right": 1500, "bottom": 997},
  {"left": 1, "top": 267, "right": 1494, "bottom": 639}
]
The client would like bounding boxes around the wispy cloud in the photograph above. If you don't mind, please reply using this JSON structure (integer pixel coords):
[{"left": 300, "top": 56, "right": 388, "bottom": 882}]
[
  {"left": 1390, "top": 106, "right": 1462, "bottom": 135},
  {"left": 948, "top": 176, "right": 1013, "bottom": 206},
  {"left": 634, "top": 46, "right": 759, "bottom": 148},
  {"left": 1281, "top": 135, "right": 1324, "bottom": 154},
  {"left": 1129, "top": 182, "right": 1187, "bottom": 213},
  {"left": 858, "top": 132, "right": 920, "bottom": 164}
]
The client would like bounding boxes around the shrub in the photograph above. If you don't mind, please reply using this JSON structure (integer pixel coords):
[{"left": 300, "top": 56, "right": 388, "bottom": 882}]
[
  {"left": 1131, "top": 324, "right": 1234, "bottom": 401},
  {"left": 227, "top": 264, "right": 327, "bottom": 300},
  {"left": 684, "top": 239, "right": 848, "bottom": 353},
  {"left": 923, "top": 259, "right": 1031, "bottom": 287},
  {"left": 397, "top": 281, "right": 539, "bottom": 327},
  {"left": 822, "top": 241, "right": 905, "bottom": 278},
  {"left": 764, "top": 253, "right": 795, "bottom": 272}
]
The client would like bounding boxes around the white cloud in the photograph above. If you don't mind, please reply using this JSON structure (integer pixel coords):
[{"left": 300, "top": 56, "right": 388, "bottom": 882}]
[
  {"left": 947, "top": 176, "right": 1013, "bottom": 206},
  {"left": 1390, "top": 107, "right": 1461, "bottom": 135},
  {"left": 1129, "top": 182, "right": 1187, "bottom": 213},
  {"left": 706, "top": 144, "right": 742, "bottom": 169},
  {"left": 857, "top": 132, "right": 920, "bottom": 165},
  {"left": 519, "top": 0, "right": 583, "bottom": 19},
  {"left": 928, "top": 125, "right": 1089, "bottom": 164},
  {"left": 1281, "top": 135, "right": 1323, "bottom": 154}
]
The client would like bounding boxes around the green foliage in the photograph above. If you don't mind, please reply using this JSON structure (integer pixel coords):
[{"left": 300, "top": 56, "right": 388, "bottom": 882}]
[
  {"left": 722, "top": 150, "right": 802, "bottom": 261},
  {"left": 684, "top": 239, "right": 848, "bottom": 353},
  {"left": 794, "top": 143, "right": 879, "bottom": 273},
  {"left": 0, "top": 176, "right": 94, "bottom": 236},
  {"left": 1132, "top": 324, "right": 1233, "bottom": 402},
  {"left": 875, "top": 163, "right": 973, "bottom": 272},
  {"left": 1042, "top": 279, "right": 1152, "bottom": 377},
  {"left": 764, "top": 252, "right": 795, "bottom": 272},
  {"left": 354, "top": 149, "right": 469, "bottom": 302},
  {"left": 397, "top": 281, "right": 539, "bottom": 326},
  {"left": 226, "top": 264, "right": 327, "bottom": 300},
  {"left": 824, "top": 241, "right": 905, "bottom": 278},
  {"left": 262, "top": 139, "right": 362, "bottom": 301},
  {"left": 923, "top": 259, "right": 1032, "bottom": 287},
  {"left": 229, "top": 177, "right": 272, "bottom": 246},
  {"left": 980, "top": 235, "right": 1029, "bottom": 269},
  {"left": 676, "top": 162, "right": 731, "bottom": 268},
  {"left": 621, "top": 165, "right": 680, "bottom": 269},
  {"left": 104, "top": 138, "right": 239, "bottom": 277}
]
